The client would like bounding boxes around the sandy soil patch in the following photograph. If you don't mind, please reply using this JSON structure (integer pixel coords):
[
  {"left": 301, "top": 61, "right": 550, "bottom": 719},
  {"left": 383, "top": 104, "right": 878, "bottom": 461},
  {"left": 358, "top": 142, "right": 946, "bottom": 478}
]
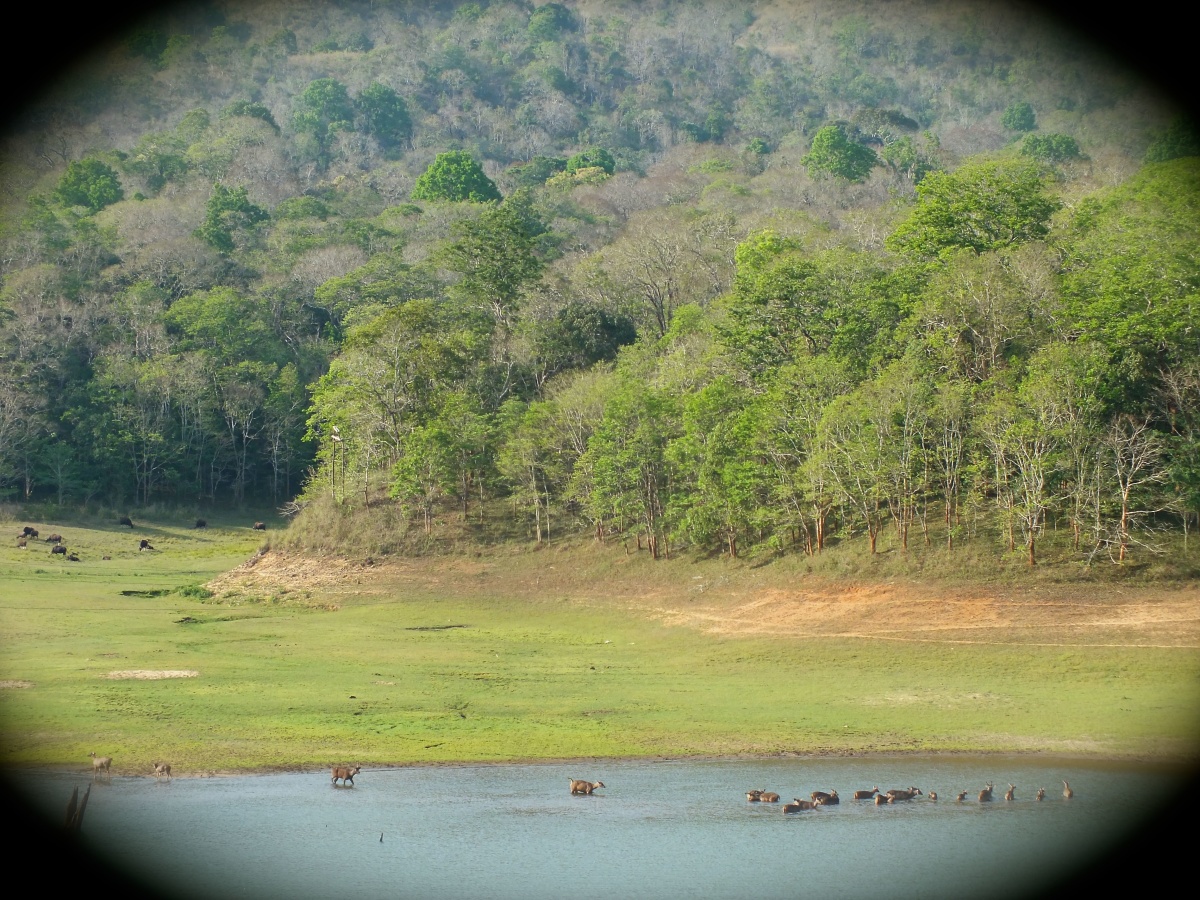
[
  {"left": 102, "top": 670, "right": 198, "bottom": 680},
  {"left": 0, "top": 680, "right": 34, "bottom": 689},
  {"left": 208, "top": 550, "right": 1200, "bottom": 649}
]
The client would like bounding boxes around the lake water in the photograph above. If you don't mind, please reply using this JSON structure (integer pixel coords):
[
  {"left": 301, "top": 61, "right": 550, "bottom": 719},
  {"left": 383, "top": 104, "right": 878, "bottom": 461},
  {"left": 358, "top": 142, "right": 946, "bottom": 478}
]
[{"left": 9, "top": 756, "right": 1190, "bottom": 900}]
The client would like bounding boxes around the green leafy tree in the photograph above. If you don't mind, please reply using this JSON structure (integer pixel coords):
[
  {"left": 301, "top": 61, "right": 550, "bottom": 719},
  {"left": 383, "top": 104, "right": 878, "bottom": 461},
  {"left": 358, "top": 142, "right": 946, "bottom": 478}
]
[
  {"left": 356, "top": 83, "right": 412, "bottom": 149},
  {"left": 566, "top": 147, "right": 615, "bottom": 176},
  {"left": 412, "top": 151, "right": 501, "bottom": 203},
  {"left": 1001, "top": 101, "right": 1036, "bottom": 132},
  {"left": 1020, "top": 133, "right": 1083, "bottom": 163},
  {"left": 293, "top": 78, "right": 356, "bottom": 166},
  {"left": 54, "top": 158, "right": 124, "bottom": 212},
  {"left": 886, "top": 158, "right": 1060, "bottom": 258},
  {"left": 194, "top": 184, "right": 268, "bottom": 254},
  {"left": 801, "top": 125, "right": 878, "bottom": 182},
  {"left": 1144, "top": 117, "right": 1200, "bottom": 163},
  {"left": 528, "top": 3, "right": 576, "bottom": 40}
]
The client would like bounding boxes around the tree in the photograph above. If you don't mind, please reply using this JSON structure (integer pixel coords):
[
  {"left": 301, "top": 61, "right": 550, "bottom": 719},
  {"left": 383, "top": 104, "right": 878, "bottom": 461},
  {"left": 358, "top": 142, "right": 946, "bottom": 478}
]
[
  {"left": 566, "top": 147, "right": 615, "bottom": 176},
  {"left": 1144, "top": 117, "right": 1200, "bottom": 163},
  {"left": 293, "top": 78, "right": 356, "bottom": 166},
  {"left": 801, "top": 125, "right": 878, "bottom": 182},
  {"left": 356, "top": 83, "right": 412, "bottom": 149},
  {"left": 1001, "top": 101, "right": 1036, "bottom": 132},
  {"left": 886, "top": 158, "right": 1060, "bottom": 258},
  {"left": 412, "top": 151, "right": 501, "bottom": 203},
  {"left": 1020, "top": 133, "right": 1083, "bottom": 164},
  {"left": 54, "top": 159, "right": 124, "bottom": 212},
  {"left": 194, "top": 184, "right": 268, "bottom": 254}
]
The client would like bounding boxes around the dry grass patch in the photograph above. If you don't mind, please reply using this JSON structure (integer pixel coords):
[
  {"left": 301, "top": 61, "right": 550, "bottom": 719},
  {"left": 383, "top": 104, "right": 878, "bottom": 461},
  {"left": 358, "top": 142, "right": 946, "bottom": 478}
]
[{"left": 101, "top": 670, "right": 198, "bottom": 680}]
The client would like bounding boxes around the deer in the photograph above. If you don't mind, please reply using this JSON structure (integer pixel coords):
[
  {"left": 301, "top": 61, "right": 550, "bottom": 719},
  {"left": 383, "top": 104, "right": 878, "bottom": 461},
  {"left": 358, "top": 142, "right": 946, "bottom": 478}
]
[
  {"left": 153, "top": 762, "right": 172, "bottom": 781},
  {"left": 1004, "top": 784, "right": 1016, "bottom": 801},
  {"left": 1035, "top": 788, "right": 1046, "bottom": 801},
  {"left": 783, "top": 798, "right": 816, "bottom": 813},
  {"left": 89, "top": 752, "right": 112, "bottom": 780},
  {"left": 811, "top": 790, "right": 839, "bottom": 806},
  {"left": 852, "top": 786, "right": 880, "bottom": 800},
  {"left": 569, "top": 779, "right": 604, "bottom": 795},
  {"left": 978, "top": 782, "right": 995, "bottom": 802},
  {"left": 1063, "top": 780, "right": 1073, "bottom": 799}
]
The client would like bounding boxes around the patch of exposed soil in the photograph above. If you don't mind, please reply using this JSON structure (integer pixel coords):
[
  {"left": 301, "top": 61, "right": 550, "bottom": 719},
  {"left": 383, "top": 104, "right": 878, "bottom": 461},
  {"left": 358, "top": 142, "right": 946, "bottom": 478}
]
[
  {"left": 102, "top": 670, "right": 198, "bottom": 680},
  {"left": 0, "top": 680, "right": 33, "bottom": 689},
  {"left": 209, "top": 550, "right": 1200, "bottom": 648}
]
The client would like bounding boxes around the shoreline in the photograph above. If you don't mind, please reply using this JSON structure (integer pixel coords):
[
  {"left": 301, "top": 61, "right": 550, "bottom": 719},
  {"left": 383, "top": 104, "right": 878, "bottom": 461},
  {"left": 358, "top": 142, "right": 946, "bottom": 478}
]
[{"left": 11, "top": 747, "right": 1199, "bottom": 780}]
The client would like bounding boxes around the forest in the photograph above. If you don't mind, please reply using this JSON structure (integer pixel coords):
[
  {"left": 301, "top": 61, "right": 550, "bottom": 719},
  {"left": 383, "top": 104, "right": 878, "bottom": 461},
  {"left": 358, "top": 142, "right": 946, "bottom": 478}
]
[{"left": 0, "top": 0, "right": 1196, "bottom": 567}]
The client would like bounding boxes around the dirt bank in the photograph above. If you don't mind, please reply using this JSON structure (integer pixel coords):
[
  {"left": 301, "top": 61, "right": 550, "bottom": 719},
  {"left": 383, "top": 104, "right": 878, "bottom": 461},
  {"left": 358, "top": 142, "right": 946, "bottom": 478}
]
[{"left": 209, "top": 549, "right": 1200, "bottom": 649}]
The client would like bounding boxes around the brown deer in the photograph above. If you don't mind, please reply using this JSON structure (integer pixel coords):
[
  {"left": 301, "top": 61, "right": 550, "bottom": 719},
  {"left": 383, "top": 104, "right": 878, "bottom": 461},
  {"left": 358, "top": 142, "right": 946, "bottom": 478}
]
[
  {"left": 978, "top": 782, "right": 995, "bottom": 802},
  {"left": 331, "top": 765, "right": 361, "bottom": 786},
  {"left": 89, "top": 752, "right": 112, "bottom": 780},
  {"left": 1004, "top": 784, "right": 1016, "bottom": 801},
  {"left": 852, "top": 787, "right": 880, "bottom": 800},
  {"left": 886, "top": 787, "right": 922, "bottom": 801},
  {"left": 758, "top": 791, "right": 780, "bottom": 803},
  {"left": 811, "top": 790, "right": 839, "bottom": 806},
  {"left": 153, "top": 762, "right": 172, "bottom": 781},
  {"left": 928, "top": 791, "right": 938, "bottom": 802},
  {"left": 1035, "top": 788, "right": 1046, "bottom": 801},
  {"left": 955, "top": 791, "right": 968, "bottom": 802},
  {"left": 569, "top": 779, "right": 604, "bottom": 795},
  {"left": 783, "top": 798, "right": 816, "bottom": 813},
  {"left": 1063, "top": 780, "right": 1073, "bottom": 799}
]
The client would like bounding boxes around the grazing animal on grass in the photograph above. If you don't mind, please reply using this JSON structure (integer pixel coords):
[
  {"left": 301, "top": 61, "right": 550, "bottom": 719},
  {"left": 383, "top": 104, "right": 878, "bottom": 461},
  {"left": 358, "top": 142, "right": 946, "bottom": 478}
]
[
  {"left": 51, "top": 544, "right": 66, "bottom": 555},
  {"left": 253, "top": 521, "right": 266, "bottom": 531},
  {"left": 852, "top": 787, "right": 880, "bottom": 800},
  {"left": 979, "top": 783, "right": 995, "bottom": 802},
  {"left": 331, "top": 765, "right": 361, "bottom": 786},
  {"left": 119, "top": 517, "right": 134, "bottom": 527},
  {"left": 46, "top": 533, "right": 63, "bottom": 544},
  {"left": 1004, "top": 784, "right": 1016, "bottom": 801},
  {"left": 956, "top": 791, "right": 968, "bottom": 803},
  {"left": 139, "top": 539, "right": 155, "bottom": 551},
  {"left": 1063, "top": 780, "right": 1073, "bottom": 799},
  {"left": 783, "top": 799, "right": 817, "bottom": 813},
  {"left": 22, "top": 526, "right": 38, "bottom": 538},
  {"left": 1035, "top": 788, "right": 1045, "bottom": 801},
  {"left": 812, "top": 790, "right": 839, "bottom": 806},
  {"left": 569, "top": 779, "right": 604, "bottom": 795},
  {"left": 67, "top": 552, "right": 79, "bottom": 561},
  {"left": 16, "top": 537, "right": 26, "bottom": 549},
  {"left": 194, "top": 519, "right": 207, "bottom": 529},
  {"left": 153, "top": 762, "right": 172, "bottom": 781},
  {"left": 89, "top": 752, "right": 112, "bottom": 779},
  {"left": 886, "top": 787, "right": 922, "bottom": 801}
]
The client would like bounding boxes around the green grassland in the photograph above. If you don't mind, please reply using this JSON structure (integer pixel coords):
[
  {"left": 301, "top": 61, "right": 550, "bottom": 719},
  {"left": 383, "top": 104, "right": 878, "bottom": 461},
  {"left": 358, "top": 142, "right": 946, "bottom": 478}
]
[{"left": 1, "top": 513, "right": 1198, "bottom": 775}]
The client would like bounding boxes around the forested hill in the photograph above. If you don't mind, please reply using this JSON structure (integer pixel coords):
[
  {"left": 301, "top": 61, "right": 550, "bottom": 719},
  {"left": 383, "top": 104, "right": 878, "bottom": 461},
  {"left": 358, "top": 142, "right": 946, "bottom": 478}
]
[{"left": 1, "top": 1, "right": 1197, "bottom": 568}]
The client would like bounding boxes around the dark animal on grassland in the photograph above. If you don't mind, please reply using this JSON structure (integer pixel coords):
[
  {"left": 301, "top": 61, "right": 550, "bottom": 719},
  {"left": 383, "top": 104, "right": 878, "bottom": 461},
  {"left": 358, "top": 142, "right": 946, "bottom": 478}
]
[
  {"left": 46, "top": 533, "right": 63, "bottom": 543},
  {"left": 51, "top": 544, "right": 66, "bottom": 555},
  {"left": 22, "top": 526, "right": 38, "bottom": 537},
  {"left": 153, "top": 762, "right": 172, "bottom": 781},
  {"left": 331, "top": 765, "right": 361, "bottom": 786},
  {"left": 812, "top": 790, "right": 839, "bottom": 806},
  {"left": 1063, "top": 780, "right": 1073, "bottom": 799},
  {"left": 783, "top": 799, "right": 817, "bottom": 813},
  {"left": 979, "top": 783, "right": 995, "bottom": 802},
  {"left": 67, "top": 552, "right": 79, "bottom": 561},
  {"left": 89, "top": 752, "right": 112, "bottom": 779},
  {"left": 253, "top": 521, "right": 266, "bottom": 531},
  {"left": 119, "top": 517, "right": 134, "bottom": 527},
  {"left": 194, "top": 519, "right": 207, "bottom": 529},
  {"left": 852, "top": 787, "right": 879, "bottom": 800},
  {"left": 140, "top": 539, "right": 154, "bottom": 551},
  {"left": 569, "top": 779, "right": 604, "bottom": 795}
]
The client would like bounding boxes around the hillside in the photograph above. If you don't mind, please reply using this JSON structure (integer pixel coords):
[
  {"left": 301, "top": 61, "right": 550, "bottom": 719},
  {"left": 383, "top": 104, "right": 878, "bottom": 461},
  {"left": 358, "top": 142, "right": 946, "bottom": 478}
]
[{"left": 0, "top": 0, "right": 1197, "bottom": 575}]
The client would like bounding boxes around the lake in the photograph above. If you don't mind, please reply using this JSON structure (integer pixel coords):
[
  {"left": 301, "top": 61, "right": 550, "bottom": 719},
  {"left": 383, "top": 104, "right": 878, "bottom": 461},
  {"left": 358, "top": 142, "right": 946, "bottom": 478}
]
[{"left": 8, "top": 756, "right": 1190, "bottom": 900}]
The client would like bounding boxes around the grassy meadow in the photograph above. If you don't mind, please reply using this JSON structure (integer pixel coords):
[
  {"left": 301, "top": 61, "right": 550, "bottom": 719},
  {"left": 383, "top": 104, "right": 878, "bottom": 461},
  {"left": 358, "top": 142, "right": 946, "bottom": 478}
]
[{"left": 1, "top": 510, "right": 1198, "bottom": 775}]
